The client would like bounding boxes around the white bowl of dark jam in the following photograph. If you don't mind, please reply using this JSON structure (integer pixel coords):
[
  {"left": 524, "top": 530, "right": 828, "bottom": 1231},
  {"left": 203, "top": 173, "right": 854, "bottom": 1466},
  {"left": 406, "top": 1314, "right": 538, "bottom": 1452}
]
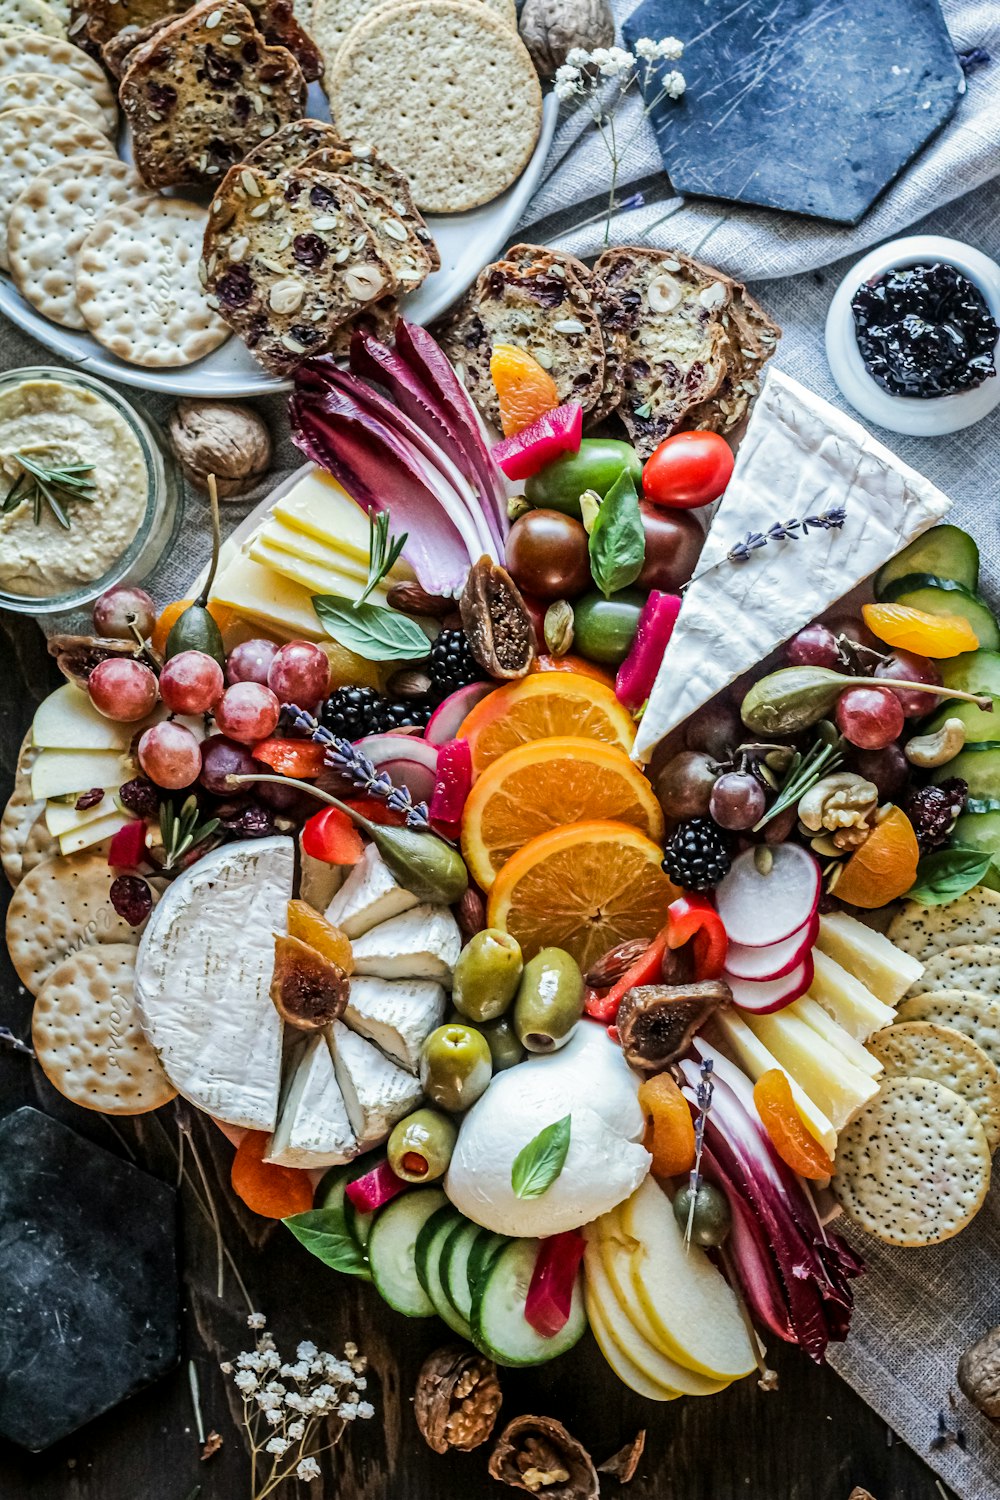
[{"left": 825, "top": 235, "right": 1000, "bottom": 436}]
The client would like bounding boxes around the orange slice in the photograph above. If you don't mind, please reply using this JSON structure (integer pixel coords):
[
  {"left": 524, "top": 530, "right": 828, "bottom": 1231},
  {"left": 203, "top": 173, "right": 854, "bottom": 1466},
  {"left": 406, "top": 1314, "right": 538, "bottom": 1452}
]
[
  {"left": 487, "top": 820, "right": 679, "bottom": 969},
  {"left": 458, "top": 673, "right": 635, "bottom": 778},
  {"left": 461, "top": 736, "right": 664, "bottom": 890},
  {"left": 862, "top": 602, "right": 979, "bottom": 658},
  {"left": 833, "top": 805, "right": 919, "bottom": 909},
  {"left": 490, "top": 344, "right": 560, "bottom": 436},
  {"left": 530, "top": 653, "right": 617, "bottom": 687}
]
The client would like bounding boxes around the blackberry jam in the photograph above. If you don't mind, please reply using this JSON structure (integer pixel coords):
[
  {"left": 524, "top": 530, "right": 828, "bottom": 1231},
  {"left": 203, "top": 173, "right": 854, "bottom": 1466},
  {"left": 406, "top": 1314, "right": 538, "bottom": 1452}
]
[{"left": 851, "top": 261, "right": 998, "bottom": 398}]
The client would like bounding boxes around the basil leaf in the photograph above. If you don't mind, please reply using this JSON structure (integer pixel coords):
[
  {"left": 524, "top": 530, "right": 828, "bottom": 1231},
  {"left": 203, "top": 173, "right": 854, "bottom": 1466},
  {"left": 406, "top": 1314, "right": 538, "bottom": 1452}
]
[
  {"left": 283, "top": 1207, "right": 371, "bottom": 1279},
  {"left": 588, "top": 468, "right": 645, "bottom": 599},
  {"left": 313, "top": 594, "right": 429, "bottom": 661},
  {"left": 511, "top": 1114, "right": 572, "bottom": 1199},
  {"left": 906, "top": 845, "right": 995, "bottom": 907}
]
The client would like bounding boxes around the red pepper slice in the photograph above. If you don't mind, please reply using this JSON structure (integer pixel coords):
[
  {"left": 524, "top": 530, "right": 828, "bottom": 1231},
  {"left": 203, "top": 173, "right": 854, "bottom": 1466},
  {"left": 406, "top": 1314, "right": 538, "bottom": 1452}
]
[
  {"left": 524, "top": 1229, "right": 586, "bottom": 1337},
  {"left": 301, "top": 806, "right": 364, "bottom": 865},
  {"left": 666, "top": 893, "right": 728, "bottom": 980},
  {"left": 252, "top": 738, "right": 327, "bottom": 779},
  {"left": 584, "top": 926, "right": 670, "bottom": 1024}
]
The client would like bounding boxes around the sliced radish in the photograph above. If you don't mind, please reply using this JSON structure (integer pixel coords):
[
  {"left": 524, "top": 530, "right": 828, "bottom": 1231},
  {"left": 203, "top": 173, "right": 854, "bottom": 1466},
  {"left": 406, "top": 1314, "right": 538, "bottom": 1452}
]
[
  {"left": 714, "top": 844, "right": 820, "bottom": 948},
  {"left": 355, "top": 733, "right": 439, "bottom": 803},
  {"left": 425, "top": 682, "right": 494, "bottom": 746},
  {"left": 724, "top": 914, "right": 818, "bottom": 982},
  {"left": 724, "top": 953, "right": 814, "bottom": 1015}
]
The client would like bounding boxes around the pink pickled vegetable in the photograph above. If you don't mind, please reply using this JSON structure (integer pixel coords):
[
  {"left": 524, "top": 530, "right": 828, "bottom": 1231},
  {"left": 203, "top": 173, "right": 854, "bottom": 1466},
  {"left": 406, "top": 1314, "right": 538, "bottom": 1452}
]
[
  {"left": 345, "top": 1160, "right": 408, "bottom": 1214},
  {"left": 425, "top": 682, "right": 494, "bottom": 746},
  {"left": 524, "top": 1229, "right": 586, "bottom": 1337},
  {"left": 615, "top": 590, "right": 681, "bottom": 712},
  {"left": 108, "top": 819, "right": 146, "bottom": 869},
  {"left": 492, "top": 404, "right": 583, "bottom": 481},
  {"left": 429, "top": 738, "right": 473, "bottom": 837}
]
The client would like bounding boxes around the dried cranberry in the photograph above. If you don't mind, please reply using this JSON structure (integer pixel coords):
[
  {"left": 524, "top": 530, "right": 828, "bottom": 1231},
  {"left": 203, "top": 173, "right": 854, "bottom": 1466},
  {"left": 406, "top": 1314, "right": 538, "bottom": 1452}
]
[
  {"left": 146, "top": 80, "right": 177, "bottom": 113},
  {"left": 110, "top": 875, "right": 153, "bottom": 927},
  {"left": 521, "top": 275, "right": 568, "bottom": 309},
  {"left": 309, "top": 183, "right": 337, "bottom": 209},
  {"left": 203, "top": 45, "right": 242, "bottom": 86},
  {"left": 241, "top": 38, "right": 259, "bottom": 62},
  {"left": 245, "top": 313, "right": 268, "bottom": 348},
  {"left": 283, "top": 177, "right": 301, "bottom": 202},
  {"left": 216, "top": 264, "right": 254, "bottom": 309},
  {"left": 75, "top": 787, "right": 104, "bottom": 811},
  {"left": 293, "top": 233, "right": 327, "bottom": 268},
  {"left": 232, "top": 93, "right": 251, "bottom": 124},
  {"left": 904, "top": 778, "right": 968, "bottom": 854},
  {"left": 119, "top": 776, "right": 160, "bottom": 818},
  {"left": 219, "top": 803, "right": 275, "bottom": 838}
]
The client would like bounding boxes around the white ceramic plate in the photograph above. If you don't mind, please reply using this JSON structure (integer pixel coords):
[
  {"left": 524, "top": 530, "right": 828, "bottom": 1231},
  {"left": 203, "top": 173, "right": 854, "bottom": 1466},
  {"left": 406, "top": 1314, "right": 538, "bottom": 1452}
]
[{"left": 0, "top": 89, "right": 558, "bottom": 397}]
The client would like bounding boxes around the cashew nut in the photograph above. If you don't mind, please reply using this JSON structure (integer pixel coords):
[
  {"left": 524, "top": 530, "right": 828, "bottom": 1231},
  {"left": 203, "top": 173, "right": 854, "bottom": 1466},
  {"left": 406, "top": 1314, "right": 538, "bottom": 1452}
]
[
  {"left": 904, "top": 717, "right": 966, "bottom": 768},
  {"left": 797, "top": 771, "right": 879, "bottom": 833}
]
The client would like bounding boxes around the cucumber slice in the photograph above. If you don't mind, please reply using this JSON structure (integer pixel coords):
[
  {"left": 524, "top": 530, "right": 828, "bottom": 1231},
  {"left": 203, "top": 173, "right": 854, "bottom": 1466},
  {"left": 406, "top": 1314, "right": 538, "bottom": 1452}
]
[
  {"left": 368, "top": 1189, "right": 446, "bottom": 1318},
  {"left": 317, "top": 1158, "right": 377, "bottom": 1253},
  {"left": 344, "top": 1194, "right": 375, "bottom": 1251},
  {"left": 416, "top": 1206, "right": 473, "bottom": 1339},
  {"left": 442, "top": 1221, "right": 484, "bottom": 1321},
  {"left": 890, "top": 583, "right": 1000, "bottom": 652},
  {"left": 471, "top": 1239, "right": 587, "bottom": 1367},
  {"left": 878, "top": 572, "right": 973, "bottom": 604},
  {"left": 926, "top": 697, "right": 1000, "bottom": 744},
  {"left": 941, "top": 650, "right": 1000, "bottom": 698},
  {"left": 952, "top": 812, "right": 1000, "bottom": 891},
  {"left": 875, "top": 525, "right": 979, "bottom": 597},
  {"left": 467, "top": 1230, "right": 507, "bottom": 1301},
  {"left": 931, "top": 746, "right": 1000, "bottom": 799}
]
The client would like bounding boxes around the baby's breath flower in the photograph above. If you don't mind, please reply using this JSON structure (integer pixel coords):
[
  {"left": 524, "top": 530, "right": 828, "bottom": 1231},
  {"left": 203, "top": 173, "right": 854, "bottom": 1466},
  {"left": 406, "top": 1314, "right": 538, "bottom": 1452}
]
[
  {"left": 635, "top": 36, "right": 659, "bottom": 59},
  {"left": 564, "top": 46, "right": 590, "bottom": 65},
  {"left": 265, "top": 1381, "right": 286, "bottom": 1396},
  {"left": 247, "top": 1312, "right": 267, "bottom": 1330},
  {"left": 283, "top": 1392, "right": 307, "bottom": 1413},
  {"left": 264, "top": 1407, "right": 283, "bottom": 1426},
  {"left": 287, "top": 1420, "right": 305, "bottom": 1440},
  {"left": 235, "top": 1371, "right": 258, "bottom": 1394},
  {"left": 259, "top": 1349, "right": 282, "bottom": 1370},
  {"left": 357, "top": 1402, "right": 374, "bottom": 1420},
  {"left": 339, "top": 1402, "right": 360, "bottom": 1421},
  {"left": 657, "top": 35, "right": 684, "bottom": 59},
  {"left": 662, "top": 69, "right": 686, "bottom": 99},
  {"left": 266, "top": 1436, "right": 291, "bottom": 1456},
  {"left": 237, "top": 1351, "right": 262, "bottom": 1370},
  {"left": 599, "top": 45, "right": 635, "bottom": 77},
  {"left": 255, "top": 1392, "right": 282, "bottom": 1412},
  {"left": 281, "top": 1361, "right": 310, "bottom": 1380},
  {"left": 297, "top": 1341, "right": 318, "bottom": 1362},
  {"left": 219, "top": 1361, "right": 234, "bottom": 1374},
  {"left": 297, "top": 1458, "right": 322, "bottom": 1483},
  {"left": 354, "top": 1376, "right": 367, "bottom": 1392}
]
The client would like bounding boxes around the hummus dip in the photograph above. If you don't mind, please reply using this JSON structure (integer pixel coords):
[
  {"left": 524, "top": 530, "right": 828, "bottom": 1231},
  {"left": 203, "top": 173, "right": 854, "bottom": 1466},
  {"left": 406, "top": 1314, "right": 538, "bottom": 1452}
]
[{"left": 0, "top": 378, "right": 149, "bottom": 598}]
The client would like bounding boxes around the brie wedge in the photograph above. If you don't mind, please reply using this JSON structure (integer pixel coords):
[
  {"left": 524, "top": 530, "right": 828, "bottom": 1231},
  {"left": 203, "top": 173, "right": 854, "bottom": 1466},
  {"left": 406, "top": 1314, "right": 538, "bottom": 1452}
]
[
  {"left": 345, "top": 976, "right": 447, "bottom": 1074},
  {"left": 325, "top": 843, "right": 419, "bottom": 938},
  {"left": 266, "top": 1031, "right": 358, "bottom": 1168},
  {"left": 135, "top": 836, "right": 293, "bottom": 1130},
  {"left": 328, "top": 1020, "right": 423, "bottom": 1151},
  {"left": 633, "top": 369, "right": 952, "bottom": 761},
  {"left": 349, "top": 904, "right": 462, "bottom": 983}
]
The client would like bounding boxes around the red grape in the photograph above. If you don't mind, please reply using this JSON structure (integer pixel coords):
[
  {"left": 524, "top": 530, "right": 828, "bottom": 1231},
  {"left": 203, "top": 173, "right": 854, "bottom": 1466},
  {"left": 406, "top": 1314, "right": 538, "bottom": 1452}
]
[
  {"left": 200, "top": 734, "right": 261, "bottom": 795},
  {"left": 138, "top": 721, "right": 202, "bottom": 789},
  {"left": 835, "top": 686, "right": 904, "bottom": 749},
  {"left": 825, "top": 613, "right": 880, "bottom": 654},
  {"left": 226, "top": 638, "right": 279, "bottom": 686},
  {"left": 684, "top": 700, "right": 742, "bottom": 760},
  {"left": 849, "top": 743, "right": 908, "bottom": 799},
  {"left": 267, "top": 641, "right": 330, "bottom": 706},
  {"left": 873, "top": 650, "right": 942, "bottom": 717},
  {"left": 215, "top": 682, "right": 280, "bottom": 744},
  {"left": 93, "top": 585, "right": 156, "bottom": 640},
  {"left": 709, "top": 772, "right": 766, "bottom": 830},
  {"left": 786, "top": 625, "right": 840, "bottom": 670},
  {"left": 88, "top": 658, "right": 159, "bottom": 722},
  {"left": 159, "top": 650, "right": 224, "bottom": 714}
]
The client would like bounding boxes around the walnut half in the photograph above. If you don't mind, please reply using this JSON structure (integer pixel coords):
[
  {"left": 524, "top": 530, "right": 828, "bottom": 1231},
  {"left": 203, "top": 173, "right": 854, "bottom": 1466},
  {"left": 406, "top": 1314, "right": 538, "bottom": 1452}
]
[
  {"left": 414, "top": 1345, "right": 502, "bottom": 1454},
  {"left": 489, "top": 1415, "right": 599, "bottom": 1499}
]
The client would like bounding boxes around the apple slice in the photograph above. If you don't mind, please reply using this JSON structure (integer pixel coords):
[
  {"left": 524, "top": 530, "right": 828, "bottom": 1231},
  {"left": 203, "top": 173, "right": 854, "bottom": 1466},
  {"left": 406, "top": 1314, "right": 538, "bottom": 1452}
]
[
  {"left": 715, "top": 844, "right": 820, "bottom": 948},
  {"left": 724, "top": 953, "right": 814, "bottom": 1014},
  {"left": 725, "top": 914, "right": 818, "bottom": 981},
  {"left": 620, "top": 1178, "right": 757, "bottom": 1382},
  {"left": 585, "top": 1290, "right": 679, "bottom": 1402},
  {"left": 32, "top": 683, "right": 133, "bottom": 752},
  {"left": 31, "top": 748, "right": 128, "bottom": 801}
]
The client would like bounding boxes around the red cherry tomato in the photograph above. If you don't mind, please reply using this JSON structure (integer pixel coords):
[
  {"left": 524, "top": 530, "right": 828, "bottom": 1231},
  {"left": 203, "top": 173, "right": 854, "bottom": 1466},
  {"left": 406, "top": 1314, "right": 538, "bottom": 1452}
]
[{"left": 641, "top": 432, "right": 735, "bottom": 510}]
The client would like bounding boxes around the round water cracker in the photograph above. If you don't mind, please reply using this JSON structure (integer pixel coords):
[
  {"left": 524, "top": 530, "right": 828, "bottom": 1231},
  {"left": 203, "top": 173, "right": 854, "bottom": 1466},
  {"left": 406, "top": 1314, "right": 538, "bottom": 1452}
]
[
  {"left": 911, "top": 943, "right": 1000, "bottom": 999},
  {"left": 0, "top": 32, "right": 116, "bottom": 129},
  {"left": 312, "top": 0, "right": 515, "bottom": 71},
  {"left": 0, "top": 733, "right": 41, "bottom": 887},
  {"left": 21, "top": 806, "right": 58, "bottom": 879},
  {"left": 888, "top": 885, "right": 1000, "bottom": 964},
  {"left": 76, "top": 196, "right": 231, "bottom": 368},
  {"left": 0, "top": 0, "right": 65, "bottom": 35},
  {"left": 868, "top": 1019, "right": 1000, "bottom": 1151},
  {"left": 328, "top": 0, "right": 542, "bottom": 213},
  {"left": 5, "top": 850, "right": 156, "bottom": 994},
  {"left": 0, "top": 106, "right": 113, "bottom": 269},
  {"left": 9, "top": 155, "right": 144, "bottom": 330},
  {"left": 894, "top": 989, "right": 1000, "bottom": 1073},
  {"left": 0, "top": 72, "right": 116, "bottom": 137},
  {"left": 32, "top": 943, "right": 176, "bottom": 1114},
  {"left": 833, "top": 1075, "right": 991, "bottom": 1247}
]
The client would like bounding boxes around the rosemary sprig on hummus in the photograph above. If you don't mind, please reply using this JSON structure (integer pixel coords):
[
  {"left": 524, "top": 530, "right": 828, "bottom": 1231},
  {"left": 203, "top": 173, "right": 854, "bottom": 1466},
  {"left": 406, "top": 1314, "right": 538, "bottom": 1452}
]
[{"left": 2, "top": 452, "right": 97, "bottom": 530}]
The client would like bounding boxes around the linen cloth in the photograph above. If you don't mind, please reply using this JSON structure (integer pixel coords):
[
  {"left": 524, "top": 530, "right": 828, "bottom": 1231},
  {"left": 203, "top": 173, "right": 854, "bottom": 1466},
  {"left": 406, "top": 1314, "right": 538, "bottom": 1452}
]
[{"left": 2, "top": 1, "right": 1000, "bottom": 1494}]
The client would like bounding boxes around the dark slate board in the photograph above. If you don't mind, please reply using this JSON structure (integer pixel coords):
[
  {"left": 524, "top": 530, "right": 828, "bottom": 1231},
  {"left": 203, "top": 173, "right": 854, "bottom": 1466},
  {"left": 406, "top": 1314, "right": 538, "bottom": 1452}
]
[
  {"left": 624, "top": 0, "right": 964, "bottom": 224},
  {"left": 0, "top": 1107, "right": 179, "bottom": 1452}
]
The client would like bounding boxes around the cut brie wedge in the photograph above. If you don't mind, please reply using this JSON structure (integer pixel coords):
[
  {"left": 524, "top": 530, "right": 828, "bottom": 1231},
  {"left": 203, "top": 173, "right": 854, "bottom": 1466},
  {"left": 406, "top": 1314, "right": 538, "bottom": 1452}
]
[
  {"left": 329, "top": 1020, "right": 423, "bottom": 1151},
  {"left": 350, "top": 904, "right": 462, "bottom": 983},
  {"left": 325, "top": 843, "right": 419, "bottom": 938},
  {"left": 633, "top": 369, "right": 952, "bottom": 761},
  {"left": 266, "top": 1031, "right": 358, "bottom": 1169},
  {"left": 345, "top": 975, "right": 447, "bottom": 1074}
]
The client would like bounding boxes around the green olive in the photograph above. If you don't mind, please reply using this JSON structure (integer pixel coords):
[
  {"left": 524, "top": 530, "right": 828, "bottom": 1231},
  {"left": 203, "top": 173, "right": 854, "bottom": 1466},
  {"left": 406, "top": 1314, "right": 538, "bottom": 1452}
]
[
  {"left": 452, "top": 928, "right": 524, "bottom": 1023},
  {"left": 513, "top": 947, "right": 585, "bottom": 1053},
  {"left": 387, "top": 1108, "right": 458, "bottom": 1183},
  {"left": 420, "top": 1024, "right": 493, "bottom": 1113},
  {"left": 572, "top": 589, "right": 645, "bottom": 666},
  {"left": 479, "top": 1013, "right": 526, "bottom": 1072},
  {"left": 672, "top": 1182, "right": 731, "bottom": 1247}
]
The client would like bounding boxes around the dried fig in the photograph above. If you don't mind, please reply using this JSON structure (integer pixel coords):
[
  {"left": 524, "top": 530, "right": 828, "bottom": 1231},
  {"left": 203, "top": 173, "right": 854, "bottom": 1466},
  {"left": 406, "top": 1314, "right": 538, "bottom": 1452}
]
[
  {"left": 270, "top": 934, "right": 349, "bottom": 1029},
  {"left": 414, "top": 1345, "right": 501, "bottom": 1453},
  {"left": 460, "top": 556, "right": 536, "bottom": 679},
  {"left": 489, "top": 1415, "right": 598, "bottom": 1499},
  {"left": 48, "top": 633, "right": 143, "bottom": 688},
  {"left": 616, "top": 980, "right": 729, "bottom": 1072}
]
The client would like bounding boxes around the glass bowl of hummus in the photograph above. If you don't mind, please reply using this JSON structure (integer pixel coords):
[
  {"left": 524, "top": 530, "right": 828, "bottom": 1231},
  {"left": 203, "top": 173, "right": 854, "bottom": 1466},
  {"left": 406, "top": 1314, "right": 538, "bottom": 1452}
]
[{"left": 0, "top": 367, "right": 182, "bottom": 615}]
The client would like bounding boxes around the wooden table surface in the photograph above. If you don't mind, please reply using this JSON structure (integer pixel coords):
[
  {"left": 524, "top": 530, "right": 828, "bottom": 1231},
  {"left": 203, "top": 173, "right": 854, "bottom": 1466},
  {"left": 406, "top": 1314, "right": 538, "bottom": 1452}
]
[{"left": 0, "top": 612, "right": 948, "bottom": 1500}]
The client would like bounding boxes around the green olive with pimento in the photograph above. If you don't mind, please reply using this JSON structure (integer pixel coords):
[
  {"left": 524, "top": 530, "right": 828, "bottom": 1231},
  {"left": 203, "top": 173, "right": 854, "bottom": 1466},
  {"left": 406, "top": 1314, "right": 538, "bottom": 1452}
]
[{"left": 386, "top": 1108, "right": 458, "bottom": 1183}]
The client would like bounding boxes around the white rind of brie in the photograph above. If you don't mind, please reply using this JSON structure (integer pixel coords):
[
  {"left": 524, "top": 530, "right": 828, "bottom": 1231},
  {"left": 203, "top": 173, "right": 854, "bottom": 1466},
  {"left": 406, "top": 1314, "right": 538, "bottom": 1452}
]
[
  {"left": 345, "top": 975, "right": 447, "bottom": 1073},
  {"left": 266, "top": 1030, "right": 358, "bottom": 1169},
  {"left": 349, "top": 904, "right": 462, "bottom": 983},
  {"left": 329, "top": 1020, "right": 423, "bottom": 1151},
  {"left": 325, "top": 842, "right": 419, "bottom": 937},
  {"left": 632, "top": 369, "right": 953, "bottom": 762},
  {"left": 134, "top": 836, "right": 293, "bottom": 1130}
]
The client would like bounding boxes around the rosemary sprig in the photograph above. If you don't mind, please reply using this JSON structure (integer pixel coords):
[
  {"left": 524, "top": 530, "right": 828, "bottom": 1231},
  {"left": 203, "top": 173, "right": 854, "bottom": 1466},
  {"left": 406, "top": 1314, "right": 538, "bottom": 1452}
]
[
  {"left": 357, "top": 510, "right": 408, "bottom": 608},
  {"left": 684, "top": 1058, "right": 714, "bottom": 1251},
  {"left": 684, "top": 504, "right": 848, "bottom": 590},
  {"left": 2, "top": 452, "right": 97, "bottom": 530},
  {"left": 159, "top": 795, "right": 220, "bottom": 872},
  {"left": 753, "top": 723, "right": 844, "bottom": 832},
  {"left": 283, "top": 706, "right": 431, "bottom": 831}
]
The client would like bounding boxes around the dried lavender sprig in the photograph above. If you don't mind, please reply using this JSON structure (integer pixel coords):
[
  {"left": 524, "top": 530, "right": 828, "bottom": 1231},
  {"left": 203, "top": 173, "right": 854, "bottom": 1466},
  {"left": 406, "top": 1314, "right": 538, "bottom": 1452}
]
[
  {"left": 0, "top": 1025, "right": 34, "bottom": 1058},
  {"left": 684, "top": 1057, "right": 714, "bottom": 1251},
  {"left": 684, "top": 503, "right": 849, "bottom": 588},
  {"left": 282, "top": 705, "right": 431, "bottom": 831}
]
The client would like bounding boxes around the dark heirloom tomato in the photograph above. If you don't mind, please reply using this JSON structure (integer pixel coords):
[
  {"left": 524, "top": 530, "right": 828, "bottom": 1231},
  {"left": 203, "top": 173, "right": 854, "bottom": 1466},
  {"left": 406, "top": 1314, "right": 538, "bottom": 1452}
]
[
  {"left": 504, "top": 510, "right": 591, "bottom": 600},
  {"left": 638, "top": 502, "right": 704, "bottom": 592},
  {"left": 642, "top": 431, "right": 735, "bottom": 510}
]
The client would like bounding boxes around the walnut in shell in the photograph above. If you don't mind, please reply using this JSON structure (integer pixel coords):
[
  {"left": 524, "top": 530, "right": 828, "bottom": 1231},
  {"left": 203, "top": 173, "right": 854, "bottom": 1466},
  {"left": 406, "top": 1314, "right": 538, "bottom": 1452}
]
[
  {"left": 518, "top": 0, "right": 614, "bottom": 78},
  {"left": 489, "top": 1415, "right": 598, "bottom": 1499},
  {"left": 167, "top": 398, "right": 272, "bottom": 497},
  {"left": 414, "top": 1345, "right": 501, "bottom": 1453},
  {"left": 959, "top": 1325, "right": 1000, "bottom": 1421}
]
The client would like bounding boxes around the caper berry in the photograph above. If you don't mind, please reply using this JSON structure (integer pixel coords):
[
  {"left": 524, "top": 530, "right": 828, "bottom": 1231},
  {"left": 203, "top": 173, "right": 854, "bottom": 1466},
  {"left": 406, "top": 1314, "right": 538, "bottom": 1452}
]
[
  {"left": 672, "top": 1182, "right": 731, "bottom": 1247},
  {"left": 452, "top": 928, "right": 524, "bottom": 1023},
  {"left": 420, "top": 1024, "right": 493, "bottom": 1113},
  {"left": 513, "top": 946, "right": 584, "bottom": 1053},
  {"left": 387, "top": 1108, "right": 458, "bottom": 1183}
]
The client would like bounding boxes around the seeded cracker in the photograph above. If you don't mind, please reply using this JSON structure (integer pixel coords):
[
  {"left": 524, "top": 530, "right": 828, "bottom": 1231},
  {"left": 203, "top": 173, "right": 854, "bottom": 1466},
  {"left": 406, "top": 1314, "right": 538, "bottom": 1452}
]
[
  {"left": 0, "top": 0, "right": 66, "bottom": 36},
  {"left": 0, "top": 72, "right": 116, "bottom": 136},
  {"left": 894, "top": 989, "right": 1000, "bottom": 1072},
  {"left": 328, "top": 0, "right": 541, "bottom": 214},
  {"left": 76, "top": 197, "right": 231, "bottom": 367},
  {"left": 0, "top": 33, "right": 116, "bottom": 127},
  {"left": 32, "top": 943, "right": 176, "bottom": 1113},
  {"left": 310, "top": 0, "right": 516, "bottom": 76},
  {"left": 0, "top": 106, "right": 113, "bottom": 270},
  {"left": 888, "top": 884, "right": 1000, "bottom": 962},
  {"left": 833, "top": 1075, "right": 990, "bottom": 1246},
  {"left": 867, "top": 1019, "right": 1000, "bottom": 1150},
  {"left": 908, "top": 942, "right": 1000, "bottom": 998}
]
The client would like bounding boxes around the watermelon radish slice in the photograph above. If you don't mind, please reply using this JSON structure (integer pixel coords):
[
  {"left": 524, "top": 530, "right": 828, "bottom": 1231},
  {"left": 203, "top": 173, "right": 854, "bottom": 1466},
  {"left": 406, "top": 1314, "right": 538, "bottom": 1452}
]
[
  {"left": 724, "top": 953, "right": 815, "bottom": 1015},
  {"left": 425, "top": 682, "right": 494, "bottom": 746},
  {"left": 491, "top": 403, "right": 583, "bottom": 480},
  {"left": 714, "top": 844, "right": 820, "bottom": 948},
  {"left": 724, "top": 914, "right": 819, "bottom": 982}
]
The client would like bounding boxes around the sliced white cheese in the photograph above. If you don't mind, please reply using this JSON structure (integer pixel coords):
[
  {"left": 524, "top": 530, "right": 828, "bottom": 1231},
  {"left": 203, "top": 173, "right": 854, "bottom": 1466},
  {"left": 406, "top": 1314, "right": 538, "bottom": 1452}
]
[
  {"left": 633, "top": 369, "right": 952, "bottom": 761},
  {"left": 345, "top": 975, "right": 447, "bottom": 1073},
  {"left": 46, "top": 792, "right": 119, "bottom": 836},
  {"left": 328, "top": 1019, "right": 423, "bottom": 1150},
  {"left": 58, "top": 809, "right": 132, "bottom": 856},
  {"left": 259, "top": 514, "right": 373, "bottom": 583},
  {"left": 249, "top": 535, "right": 393, "bottom": 606},
  {"left": 270, "top": 466, "right": 378, "bottom": 566},
  {"left": 787, "top": 995, "right": 883, "bottom": 1079},
  {"left": 266, "top": 1031, "right": 358, "bottom": 1169},
  {"left": 32, "top": 683, "right": 134, "bottom": 752},
  {"left": 349, "top": 904, "right": 462, "bottom": 983},
  {"left": 809, "top": 948, "right": 897, "bottom": 1042},
  {"left": 815, "top": 911, "right": 923, "bottom": 1007},
  {"left": 325, "top": 842, "right": 420, "bottom": 938},
  {"left": 743, "top": 1007, "right": 880, "bottom": 1131},
  {"left": 712, "top": 1009, "right": 837, "bottom": 1158},
  {"left": 135, "top": 836, "right": 293, "bottom": 1130},
  {"left": 210, "top": 552, "right": 325, "bottom": 641},
  {"left": 31, "top": 747, "right": 128, "bottom": 801}
]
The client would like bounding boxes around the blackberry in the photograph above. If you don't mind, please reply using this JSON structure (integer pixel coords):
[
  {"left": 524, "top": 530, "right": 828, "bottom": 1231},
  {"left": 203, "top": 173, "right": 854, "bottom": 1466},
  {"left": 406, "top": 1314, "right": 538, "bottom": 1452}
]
[
  {"left": 662, "top": 818, "right": 731, "bottom": 891},
  {"left": 320, "top": 686, "right": 386, "bottom": 740},
  {"left": 427, "top": 628, "right": 485, "bottom": 703},
  {"left": 904, "top": 778, "right": 968, "bottom": 854},
  {"left": 372, "top": 697, "right": 434, "bottom": 732}
]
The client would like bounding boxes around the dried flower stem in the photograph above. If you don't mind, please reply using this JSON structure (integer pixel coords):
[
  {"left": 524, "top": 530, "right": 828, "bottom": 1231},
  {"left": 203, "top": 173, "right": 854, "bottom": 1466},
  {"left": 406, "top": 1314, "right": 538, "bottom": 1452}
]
[
  {"left": 282, "top": 705, "right": 431, "bottom": 830},
  {"left": 685, "top": 506, "right": 849, "bottom": 591},
  {"left": 0, "top": 1025, "right": 34, "bottom": 1057},
  {"left": 684, "top": 1058, "right": 714, "bottom": 1251}
]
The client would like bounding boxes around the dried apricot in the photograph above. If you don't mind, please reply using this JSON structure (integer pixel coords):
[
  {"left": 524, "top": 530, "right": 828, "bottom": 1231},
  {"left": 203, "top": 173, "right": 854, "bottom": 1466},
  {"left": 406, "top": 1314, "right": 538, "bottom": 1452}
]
[
  {"left": 286, "top": 899, "right": 354, "bottom": 972},
  {"left": 490, "top": 344, "right": 560, "bottom": 437},
  {"left": 833, "top": 805, "right": 919, "bottom": 909},
  {"left": 862, "top": 602, "right": 979, "bottom": 658},
  {"left": 753, "top": 1070, "right": 833, "bottom": 1181},
  {"left": 231, "top": 1131, "right": 314, "bottom": 1218},
  {"left": 637, "top": 1072, "right": 696, "bottom": 1179}
]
